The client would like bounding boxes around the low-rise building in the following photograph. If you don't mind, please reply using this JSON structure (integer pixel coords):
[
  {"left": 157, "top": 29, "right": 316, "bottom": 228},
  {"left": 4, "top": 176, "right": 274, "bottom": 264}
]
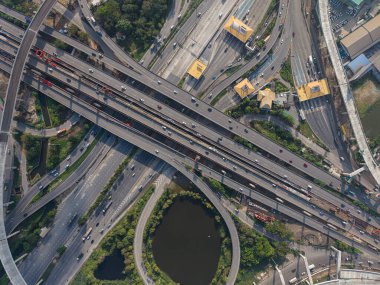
[
  {"left": 340, "top": 14, "right": 380, "bottom": 59},
  {"left": 224, "top": 16, "right": 254, "bottom": 43},
  {"left": 346, "top": 54, "right": 373, "bottom": 81},
  {"left": 296, "top": 79, "right": 330, "bottom": 102},
  {"left": 257, "top": 88, "right": 276, "bottom": 110},
  {"left": 187, "top": 59, "right": 207, "bottom": 80},
  {"left": 234, "top": 78, "right": 255, "bottom": 99}
]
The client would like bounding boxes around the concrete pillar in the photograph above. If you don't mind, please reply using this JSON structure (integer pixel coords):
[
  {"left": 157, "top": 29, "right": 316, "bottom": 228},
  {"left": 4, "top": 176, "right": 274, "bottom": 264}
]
[
  {"left": 331, "top": 246, "right": 342, "bottom": 278},
  {"left": 299, "top": 253, "right": 314, "bottom": 285},
  {"left": 275, "top": 265, "right": 286, "bottom": 285}
]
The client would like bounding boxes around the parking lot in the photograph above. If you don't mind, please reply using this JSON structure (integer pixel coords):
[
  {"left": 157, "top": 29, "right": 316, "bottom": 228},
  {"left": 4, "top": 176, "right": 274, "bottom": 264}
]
[{"left": 328, "top": 0, "right": 357, "bottom": 33}]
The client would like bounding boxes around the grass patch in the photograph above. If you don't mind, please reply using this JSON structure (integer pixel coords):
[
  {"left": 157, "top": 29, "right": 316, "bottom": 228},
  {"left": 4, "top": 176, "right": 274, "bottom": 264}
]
[
  {"left": 235, "top": 217, "right": 291, "bottom": 284},
  {"left": 72, "top": 187, "right": 156, "bottom": 285},
  {"left": 46, "top": 121, "right": 92, "bottom": 171},
  {"left": 252, "top": 121, "right": 324, "bottom": 167},
  {"left": 211, "top": 90, "right": 227, "bottom": 106},
  {"left": 334, "top": 240, "right": 361, "bottom": 255},
  {"left": 78, "top": 147, "right": 138, "bottom": 225},
  {"left": 274, "top": 79, "right": 289, "bottom": 93},
  {"left": 20, "top": 133, "right": 42, "bottom": 173},
  {"left": 225, "top": 64, "right": 242, "bottom": 77},
  {"left": 31, "top": 130, "right": 102, "bottom": 204},
  {"left": 46, "top": 96, "right": 70, "bottom": 128},
  {"left": 177, "top": 76, "right": 186, "bottom": 88},
  {"left": 279, "top": 58, "right": 294, "bottom": 87},
  {"left": 297, "top": 121, "right": 329, "bottom": 151}
]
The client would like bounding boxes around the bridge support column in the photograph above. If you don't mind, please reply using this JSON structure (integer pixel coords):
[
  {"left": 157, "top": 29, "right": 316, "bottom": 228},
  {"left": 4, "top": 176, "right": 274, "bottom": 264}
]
[
  {"left": 299, "top": 254, "right": 313, "bottom": 285},
  {"left": 330, "top": 246, "right": 342, "bottom": 278},
  {"left": 275, "top": 265, "right": 286, "bottom": 285}
]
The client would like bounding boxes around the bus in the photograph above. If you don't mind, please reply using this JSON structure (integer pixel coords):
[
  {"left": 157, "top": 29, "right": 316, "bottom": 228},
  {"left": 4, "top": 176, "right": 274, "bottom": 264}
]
[
  {"left": 82, "top": 227, "right": 93, "bottom": 241},
  {"left": 276, "top": 197, "right": 284, "bottom": 203},
  {"left": 102, "top": 200, "right": 113, "bottom": 215},
  {"left": 308, "top": 264, "right": 315, "bottom": 271},
  {"left": 327, "top": 223, "right": 338, "bottom": 231}
]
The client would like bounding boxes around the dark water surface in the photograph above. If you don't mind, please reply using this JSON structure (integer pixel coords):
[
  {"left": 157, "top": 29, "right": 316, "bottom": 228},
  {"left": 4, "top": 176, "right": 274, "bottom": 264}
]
[
  {"left": 152, "top": 198, "right": 221, "bottom": 285},
  {"left": 94, "top": 250, "right": 125, "bottom": 280}
]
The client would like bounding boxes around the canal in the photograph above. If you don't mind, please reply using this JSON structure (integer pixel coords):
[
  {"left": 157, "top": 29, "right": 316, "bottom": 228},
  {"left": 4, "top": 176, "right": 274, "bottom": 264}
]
[{"left": 152, "top": 198, "right": 221, "bottom": 285}]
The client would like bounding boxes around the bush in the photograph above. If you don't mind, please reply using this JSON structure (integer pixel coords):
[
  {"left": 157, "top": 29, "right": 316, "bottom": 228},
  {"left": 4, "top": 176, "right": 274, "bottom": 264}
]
[
  {"left": 280, "top": 58, "right": 294, "bottom": 86},
  {"left": 94, "top": 0, "right": 169, "bottom": 60},
  {"left": 20, "top": 134, "right": 42, "bottom": 173}
]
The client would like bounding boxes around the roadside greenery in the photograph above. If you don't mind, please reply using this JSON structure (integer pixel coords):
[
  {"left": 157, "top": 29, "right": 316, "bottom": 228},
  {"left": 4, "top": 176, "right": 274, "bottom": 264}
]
[
  {"left": 211, "top": 90, "right": 227, "bottom": 106},
  {"left": 67, "top": 24, "right": 89, "bottom": 45},
  {"left": 280, "top": 58, "right": 294, "bottom": 86},
  {"left": 297, "top": 121, "right": 329, "bottom": 151},
  {"left": 94, "top": 0, "right": 169, "bottom": 60},
  {"left": 8, "top": 201, "right": 57, "bottom": 261},
  {"left": 226, "top": 97, "right": 260, "bottom": 119},
  {"left": 252, "top": 121, "right": 324, "bottom": 167},
  {"left": 20, "top": 133, "right": 42, "bottom": 173},
  {"left": 274, "top": 79, "right": 289, "bottom": 93},
  {"left": 78, "top": 147, "right": 138, "bottom": 225},
  {"left": 72, "top": 187, "right": 156, "bottom": 285},
  {"left": 235, "top": 218, "right": 291, "bottom": 284},
  {"left": 46, "top": 121, "right": 92, "bottom": 171},
  {"left": 31, "top": 130, "right": 101, "bottom": 203},
  {"left": 46, "top": 96, "right": 70, "bottom": 127},
  {"left": 1, "top": 0, "right": 37, "bottom": 16},
  {"left": 143, "top": 189, "right": 232, "bottom": 285},
  {"left": 335, "top": 241, "right": 361, "bottom": 255}
]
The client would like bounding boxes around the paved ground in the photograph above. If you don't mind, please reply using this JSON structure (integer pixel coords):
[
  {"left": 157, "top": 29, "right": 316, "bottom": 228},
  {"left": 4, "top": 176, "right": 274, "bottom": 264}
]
[
  {"left": 319, "top": 0, "right": 380, "bottom": 186},
  {"left": 134, "top": 167, "right": 174, "bottom": 285},
  {"left": 12, "top": 113, "right": 80, "bottom": 137}
]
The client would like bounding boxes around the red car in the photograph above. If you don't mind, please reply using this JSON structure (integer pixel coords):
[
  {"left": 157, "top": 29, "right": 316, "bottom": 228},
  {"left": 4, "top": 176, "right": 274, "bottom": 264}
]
[{"left": 303, "top": 163, "right": 308, "bottom": 168}]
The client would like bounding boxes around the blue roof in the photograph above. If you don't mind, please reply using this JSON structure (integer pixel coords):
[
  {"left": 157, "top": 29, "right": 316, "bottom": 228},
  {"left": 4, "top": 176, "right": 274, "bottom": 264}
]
[{"left": 347, "top": 54, "right": 371, "bottom": 73}]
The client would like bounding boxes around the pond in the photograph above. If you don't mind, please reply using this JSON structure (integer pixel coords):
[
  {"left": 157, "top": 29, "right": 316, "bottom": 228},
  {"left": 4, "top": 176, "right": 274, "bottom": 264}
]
[
  {"left": 94, "top": 249, "right": 125, "bottom": 280},
  {"left": 152, "top": 198, "right": 221, "bottom": 285}
]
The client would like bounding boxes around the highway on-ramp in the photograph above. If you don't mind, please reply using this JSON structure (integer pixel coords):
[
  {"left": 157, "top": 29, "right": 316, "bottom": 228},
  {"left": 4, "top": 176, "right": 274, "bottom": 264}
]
[{"left": 0, "top": 0, "right": 57, "bottom": 283}]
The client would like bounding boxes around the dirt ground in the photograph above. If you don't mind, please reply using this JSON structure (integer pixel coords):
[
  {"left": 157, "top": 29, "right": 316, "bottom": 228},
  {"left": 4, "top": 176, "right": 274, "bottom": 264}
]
[
  {"left": 287, "top": 222, "right": 329, "bottom": 246},
  {"left": 352, "top": 74, "right": 380, "bottom": 116},
  {"left": 0, "top": 72, "right": 9, "bottom": 101}
]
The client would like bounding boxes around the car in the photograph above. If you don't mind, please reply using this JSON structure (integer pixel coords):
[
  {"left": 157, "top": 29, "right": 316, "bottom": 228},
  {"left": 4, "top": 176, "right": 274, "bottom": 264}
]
[
  {"left": 173, "top": 42, "right": 177, "bottom": 47},
  {"left": 77, "top": 253, "right": 84, "bottom": 261},
  {"left": 96, "top": 222, "right": 99, "bottom": 227},
  {"left": 132, "top": 173, "right": 135, "bottom": 177},
  {"left": 100, "top": 229, "right": 104, "bottom": 234},
  {"left": 303, "top": 163, "right": 308, "bottom": 168},
  {"left": 208, "top": 108, "right": 212, "bottom": 112}
]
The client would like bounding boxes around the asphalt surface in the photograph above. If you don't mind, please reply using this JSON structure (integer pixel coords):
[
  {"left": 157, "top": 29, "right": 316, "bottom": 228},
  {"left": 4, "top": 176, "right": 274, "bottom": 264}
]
[
  {"left": 134, "top": 167, "right": 175, "bottom": 285},
  {"left": 0, "top": 6, "right": 348, "bottom": 196},
  {"left": 1, "top": 34, "right": 379, "bottom": 246},
  {"left": 5, "top": 126, "right": 105, "bottom": 233},
  {"left": 1, "top": 57, "right": 378, "bottom": 257},
  {"left": 0, "top": 0, "right": 57, "bottom": 283},
  {"left": 44, "top": 154, "right": 162, "bottom": 285}
]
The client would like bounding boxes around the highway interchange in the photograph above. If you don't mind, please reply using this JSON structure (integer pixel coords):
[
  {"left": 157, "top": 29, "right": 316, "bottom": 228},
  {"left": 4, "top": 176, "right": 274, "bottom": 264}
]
[{"left": 0, "top": 0, "right": 379, "bottom": 284}]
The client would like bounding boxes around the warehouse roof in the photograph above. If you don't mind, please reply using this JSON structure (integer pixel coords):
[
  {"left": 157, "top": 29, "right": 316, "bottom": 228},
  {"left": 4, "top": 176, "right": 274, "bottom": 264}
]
[
  {"left": 341, "top": 14, "right": 380, "bottom": 58},
  {"left": 187, "top": 59, "right": 207, "bottom": 79},
  {"left": 224, "top": 16, "right": 253, "bottom": 43},
  {"left": 234, "top": 79, "right": 255, "bottom": 99},
  {"left": 297, "top": 79, "right": 330, "bottom": 102}
]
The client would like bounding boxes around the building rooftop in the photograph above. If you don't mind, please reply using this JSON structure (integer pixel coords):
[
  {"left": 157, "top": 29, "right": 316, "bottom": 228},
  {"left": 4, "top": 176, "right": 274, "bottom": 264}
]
[
  {"left": 257, "top": 88, "right": 276, "bottom": 110},
  {"left": 224, "top": 16, "right": 254, "bottom": 43},
  {"left": 340, "top": 14, "right": 380, "bottom": 58},
  {"left": 234, "top": 79, "right": 255, "bottom": 99},
  {"left": 347, "top": 54, "right": 371, "bottom": 74},
  {"left": 370, "top": 53, "right": 380, "bottom": 71},
  {"left": 296, "top": 79, "right": 330, "bottom": 102},
  {"left": 187, "top": 59, "right": 207, "bottom": 80}
]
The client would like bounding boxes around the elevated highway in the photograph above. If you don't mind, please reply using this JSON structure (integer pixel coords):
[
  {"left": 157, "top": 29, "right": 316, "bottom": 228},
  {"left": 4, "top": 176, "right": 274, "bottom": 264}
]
[
  {"left": 0, "top": 56, "right": 378, "bottom": 255},
  {"left": 2, "top": 31, "right": 380, "bottom": 242},
  {"left": 0, "top": 0, "right": 58, "bottom": 283},
  {"left": 319, "top": 0, "right": 380, "bottom": 186}
]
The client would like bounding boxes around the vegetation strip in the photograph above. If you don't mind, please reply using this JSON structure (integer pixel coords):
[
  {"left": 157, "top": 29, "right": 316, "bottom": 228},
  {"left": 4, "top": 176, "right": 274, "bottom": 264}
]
[
  {"left": 72, "top": 187, "right": 156, "bottom": 285},
  {"left": 30, "top": 129, "right": 102, "bottom": 204},
  {"left": 142, "top": 190, "right": 232, "bottom": 284},
  {"left": 78, "top": 147, "right": 138, "bottom": 225}
]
